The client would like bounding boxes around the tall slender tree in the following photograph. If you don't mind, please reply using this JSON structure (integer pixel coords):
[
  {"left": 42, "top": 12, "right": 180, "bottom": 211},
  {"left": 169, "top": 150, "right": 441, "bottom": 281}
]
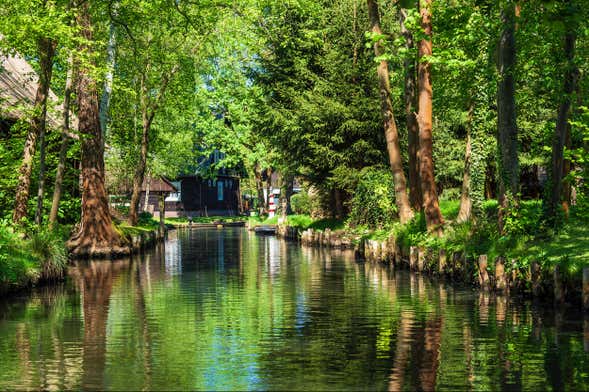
[
  {"left": 367, "top": 0, "right": 413, "bottom": 224},
  {"left": 400, "top": 7, "right": 422, "bottom": 212},
  {"left": 547, "top": 1, "right": 578, "bottom": 224},
  {"left": 49, "top": 55, "right": 74, "bottom": 227},
  {"left": 496, "top": 0, "right": 518, "bottom": 234},
  {"left": 417, "top": 0, "right": 443, "bottom": 234},
  {"left": 13, "top": 37, "right": 56, "bottom": 224}
]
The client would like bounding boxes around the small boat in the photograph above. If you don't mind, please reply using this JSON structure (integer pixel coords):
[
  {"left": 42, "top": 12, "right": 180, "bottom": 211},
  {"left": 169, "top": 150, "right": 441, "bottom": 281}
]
[{"left": 254, "top": 225, "right": 277, "bottom": 235}]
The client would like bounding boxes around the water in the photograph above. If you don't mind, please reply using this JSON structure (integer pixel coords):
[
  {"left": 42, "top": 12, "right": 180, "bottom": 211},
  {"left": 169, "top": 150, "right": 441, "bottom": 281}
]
[{"left": 0, "top": 228, "right": 588, "bottom": 391}]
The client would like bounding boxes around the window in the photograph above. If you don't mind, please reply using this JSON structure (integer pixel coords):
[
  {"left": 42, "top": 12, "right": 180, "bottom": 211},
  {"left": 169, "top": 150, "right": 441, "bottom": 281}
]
[
  {"left": 166, "top": 192, "right": 180, "bottom": 202},
  {"left": 217, "top": 181, "right": 224, "bottom": 201},
  {"left": 165, "top": 181, "right": 182, "bottom": 201}
]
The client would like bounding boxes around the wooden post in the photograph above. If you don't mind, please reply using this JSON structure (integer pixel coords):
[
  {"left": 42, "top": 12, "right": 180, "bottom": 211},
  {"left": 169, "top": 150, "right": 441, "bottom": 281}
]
[
  {"left": 158, "top": 193, "right": 165, "bottom": 239},
  {"left": 438, "top": 249, "right": 447, "bottom": 275},
  {"left": 583, "top": 267, "right": 589, "bottom": 310},
  {"left": 531, "top": 261, "right": 541, "bottom": 297},
  {"left": 410, "top": 246, "right": 418, "bottom": 270},
  {"left": 417, "top": 247, "right": 426, "bottom": 272},
  {"left": 554, "top": 264, "right": 565, "bottom": 304},
  {"left": 495, "top": 257, "right": 507, "bottom": 293},
  {"left": 478, "top": 255, "right": 490, "bottom": 291}
]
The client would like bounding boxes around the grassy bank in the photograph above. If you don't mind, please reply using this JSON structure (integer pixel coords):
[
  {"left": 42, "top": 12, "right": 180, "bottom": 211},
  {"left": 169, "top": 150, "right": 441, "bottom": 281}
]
[
  {"left": 250, "top": 214, "right": 345, "bottom": 231},
  {"left": 165, "top": 216, "right": 246, "bottom": 225},
  {"left": 282, "top": 200, "right": 589, "bottom": 277},
  {"left": 0, "top": 223, "right": 69, "bottom": 293}
]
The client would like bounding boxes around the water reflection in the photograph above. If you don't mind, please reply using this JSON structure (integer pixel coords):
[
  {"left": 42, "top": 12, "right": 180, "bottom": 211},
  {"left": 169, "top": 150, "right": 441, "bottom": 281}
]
[{"left": 0, "top": 228, "right": 588, "bottom": 391}]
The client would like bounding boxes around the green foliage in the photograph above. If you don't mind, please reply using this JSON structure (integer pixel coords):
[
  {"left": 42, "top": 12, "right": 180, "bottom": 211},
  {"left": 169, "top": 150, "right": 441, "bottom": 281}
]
[
  {"left": 0, "top": 221, "right": 39, "bottom": 289},
  {"left": 138, "top": 211, "right": 155, "bottom": 226},
  {"left": 29, "top": 226, "right": 68, "bottom": 281},
  {"left": 348, "top": 167, "right": 397, "bottom": 228},
  {"left": 290, "top": 192, "right": 312, "bottom": 215},
  {"left": 502, "top": 199, "right": 543, "bottom": 237}
]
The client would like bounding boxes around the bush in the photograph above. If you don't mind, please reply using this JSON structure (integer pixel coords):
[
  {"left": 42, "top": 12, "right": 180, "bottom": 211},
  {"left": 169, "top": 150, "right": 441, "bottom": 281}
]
[
  {"left": 290, "top": 192, "right": 312, "bottom": 215},
  {"left": 348, "top": 166, "right": 397, "bottom": 228},
  {"left": 0, "top": 221, "right": 39, "bottom": 288},
  {"left": 30, "top": 227, "right": 68, "bottom": 281},
  {"left": 138, "top": 211, "right": 155, "bottom": 226}
]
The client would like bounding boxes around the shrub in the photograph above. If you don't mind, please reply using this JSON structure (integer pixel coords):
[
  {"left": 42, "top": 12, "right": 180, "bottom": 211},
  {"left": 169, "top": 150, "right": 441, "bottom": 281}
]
[
  {"left": 138, "top": 211, "right": 155, "bottom": 226},
  {"left": 348, "top": 166, "right": 397, "bottom": 228},
  {"left": 30, "top": 227, "right": 68, "bottom": 281},
  {"left": 291, "top": 192, "right": 312, "bottom": 215},
  {"left": 0, "top": 221, "right": 39, "bottom": 288}
]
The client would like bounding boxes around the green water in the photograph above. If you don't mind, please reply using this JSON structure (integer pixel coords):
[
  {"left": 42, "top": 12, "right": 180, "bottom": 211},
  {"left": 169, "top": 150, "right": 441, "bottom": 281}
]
[{"left": 0, "top": 228, "right": 588, "bottom": 391}]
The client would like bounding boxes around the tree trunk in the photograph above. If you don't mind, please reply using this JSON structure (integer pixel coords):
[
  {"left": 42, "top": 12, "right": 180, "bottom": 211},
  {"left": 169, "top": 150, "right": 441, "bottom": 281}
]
[
  {"left": 128, "top": 110, "right": 150, "bottom": 226},
  {"left": 280, "top": 173, "right": 294, "bottom": 217},
  {"left": 562, "top": 124, "right": 572, "bottom": 215},
  {"left": 265, "top": 167, "right": 272, "bottom": 212},
  {"left": 367, "top": 0, "right": 414, "bottom": 224},
  {"left": 158, "top": 193, "right": 165, "bottom": 237},
  {"left": 400, "top": 8, "right": 422, "bottom": 212},
  {"left": 67, "top": 1, "right": 127, "bottom": 257},
  {"left": 548, "top": 25, "right": 577, "bottom": 224},
  {"left": 143, "top": 175, "right": 151, "bottom": 212},
  {"left": 496, "top": 2, "right": 518, "bottom": 234},
  {"left": 457, "top": 103, "right": 474, "bottom": 223},
  {"left": 13, "top": 37, "right": 56, "bottom": 224},
  {"left": 99, "top": 17, "right": 116, "bottom": 145},
  {"left": 49, "top": 56, "right": 74, "bottom": 228},
  {"left": 34, "top": 121, "right": 48, "bottom": 225},
  {"left": 417, "top": 0, "right": 444, "bottom": 235},
  {"left": 254, "top": 163, "right": 265, "bottom": 214}
]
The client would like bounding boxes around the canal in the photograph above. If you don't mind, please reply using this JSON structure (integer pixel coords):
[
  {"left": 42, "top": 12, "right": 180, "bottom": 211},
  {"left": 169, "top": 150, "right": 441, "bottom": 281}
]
[{"left": 0, "top": 228, "right": 588, "bottom": 390}]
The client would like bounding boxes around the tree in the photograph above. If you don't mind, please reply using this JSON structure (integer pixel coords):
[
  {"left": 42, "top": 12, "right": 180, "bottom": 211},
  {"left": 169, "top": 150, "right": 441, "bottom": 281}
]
[
  {"left": 496, "top": 0, "right": 518, "bottom": 234},
  {"left": 12, "top": 37, "right": 56, "bottom": 224},
  {"left": 49, "top": 55, "right": 74, "bottom": 227},
  {"left": 400, "top": 7, "right": 422, "bottom": 212},
  {"left": 546, "top": 0, "right": 578, "bottom": 224},
  {"left": 67, "top": 0, "right": 127, "bottom": 257},
  {"left": 417, "top": 0, "right": 443, "bottom": 234},
  {"left": 367, "top": 0, "right": 413, "bottom": 224}
]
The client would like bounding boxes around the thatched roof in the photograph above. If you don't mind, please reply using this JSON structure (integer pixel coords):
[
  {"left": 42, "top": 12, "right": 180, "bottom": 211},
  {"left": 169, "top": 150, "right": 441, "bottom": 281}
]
[{"left": 0, "top": 53, "right": 75, "bottom": 129}]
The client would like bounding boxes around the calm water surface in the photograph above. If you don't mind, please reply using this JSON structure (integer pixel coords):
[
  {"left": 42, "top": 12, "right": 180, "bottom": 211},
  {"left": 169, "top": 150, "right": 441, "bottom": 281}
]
[{"left": 0, "top": 228, "right": 588, "bottom": 390}]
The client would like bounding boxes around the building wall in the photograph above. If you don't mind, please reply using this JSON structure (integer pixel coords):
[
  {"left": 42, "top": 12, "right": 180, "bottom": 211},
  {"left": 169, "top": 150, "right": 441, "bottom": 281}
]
[{"left": 139, "top": 175, "right": 240, "bottom": 217}]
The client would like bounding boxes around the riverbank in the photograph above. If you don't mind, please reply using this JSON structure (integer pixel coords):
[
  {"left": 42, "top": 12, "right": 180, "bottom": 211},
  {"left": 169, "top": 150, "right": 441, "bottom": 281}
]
[
  {"left": 0, "top": 219, "right": 168, "bottom": 294},
  {"left": 274, "top": 203, "right": 589, "bottom": 309}
]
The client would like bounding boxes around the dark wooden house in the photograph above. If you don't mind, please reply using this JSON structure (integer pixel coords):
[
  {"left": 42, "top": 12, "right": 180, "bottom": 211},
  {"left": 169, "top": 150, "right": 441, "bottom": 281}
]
[
  {"left": 138, "top": 177, "right": 178, "bottom": 216},
  {"left": 138, "top": 150, "right": 241, "bottom": 217}
]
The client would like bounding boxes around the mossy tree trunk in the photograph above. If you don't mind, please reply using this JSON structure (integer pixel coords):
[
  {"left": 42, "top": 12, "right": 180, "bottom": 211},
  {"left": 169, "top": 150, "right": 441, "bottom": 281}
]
[
  {"left": 496, "top": 1, "right": 519, "bottom": 234},
  {"left": 13, "top": 37, "right": 56, "bottom": 225},
  {"left": 367, "top": 0, "right": 414, "bottom": 224}
]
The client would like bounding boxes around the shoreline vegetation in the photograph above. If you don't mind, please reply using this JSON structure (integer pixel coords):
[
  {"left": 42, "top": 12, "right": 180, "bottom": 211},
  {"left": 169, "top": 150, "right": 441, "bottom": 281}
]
[
  {"left": 2, "top": 200, "right": 588, "bottom": 306},
  {"left": 258, "top": 200, "right": 589, "bottom": 308},
  {"left": 0, "top": 215, "right": 168, "bottom": 294}
]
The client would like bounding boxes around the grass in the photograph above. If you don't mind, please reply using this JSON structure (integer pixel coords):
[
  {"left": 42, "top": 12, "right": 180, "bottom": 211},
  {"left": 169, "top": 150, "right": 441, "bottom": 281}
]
[
  {"left": 0, "top": 223, "right": 69, "bottom": 291},
  {"left": 165, "top": 215, "right": 247, "bottom": 225},
  {"left": 253, "top": 214, "right": 345, "bottom": 231},
  {"left": 519, "top": 215, "right": 589, "bottom": 275}
]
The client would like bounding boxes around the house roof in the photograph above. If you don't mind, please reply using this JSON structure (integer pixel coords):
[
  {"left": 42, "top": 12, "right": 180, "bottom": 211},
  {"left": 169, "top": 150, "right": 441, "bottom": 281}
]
[
  {"left": 0, "top": 53, "right": 77, "bottom": 130},
  {"left": 141, "top": 177, "right": 178, "bottom": 193}
]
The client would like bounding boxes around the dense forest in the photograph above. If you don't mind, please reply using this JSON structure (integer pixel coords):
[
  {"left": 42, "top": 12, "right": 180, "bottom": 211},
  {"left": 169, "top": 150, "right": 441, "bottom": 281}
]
[{"left": 0, "top": 0, "right": 588, "bottom": 287}]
